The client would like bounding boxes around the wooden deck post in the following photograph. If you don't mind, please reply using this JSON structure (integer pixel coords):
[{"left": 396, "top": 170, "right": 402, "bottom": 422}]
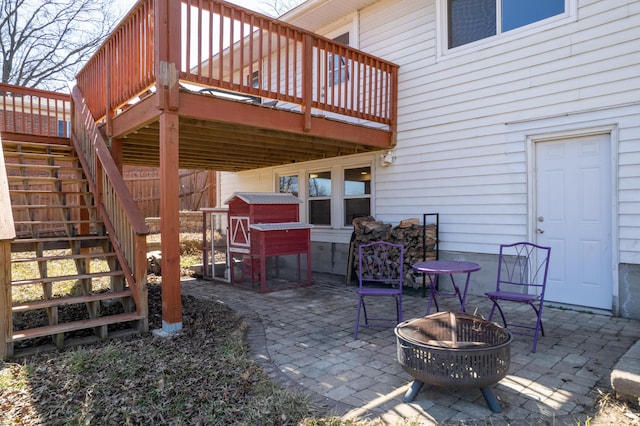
[
  {"left": 159, "top": 111, "right": 182, "bottom": 333},
  {"left": 155, "top": 0, "right": 182, "bottom": 333},
  {"left": 0, "top": 241, "right": 11, "bottom": 359}
]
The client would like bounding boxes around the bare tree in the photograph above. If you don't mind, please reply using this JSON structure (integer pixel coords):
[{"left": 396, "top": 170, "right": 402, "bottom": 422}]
[
  {"left": 0, "top": 0, "right": 123, "bottom": 90},
  {"left": 257, "top": 0, "right": 305, "bottom": 17}
]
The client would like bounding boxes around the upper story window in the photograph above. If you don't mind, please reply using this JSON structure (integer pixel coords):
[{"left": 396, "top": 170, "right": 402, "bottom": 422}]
[
  {"left": 57, "top": 120, "right": 70, "bottom": 137},
  {"left": 248, "top": 70, "right": 259, "bottom": 88},
  {"left": 329, "top": 32, "right": 350, "bottom": 86},
  {"left": 448, "top": 0, "right": 565, "bottom": 48}
]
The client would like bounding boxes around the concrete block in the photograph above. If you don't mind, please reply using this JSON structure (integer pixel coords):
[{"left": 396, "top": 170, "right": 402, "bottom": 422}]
[{"left": 611, "top": 340, "right": 640, "bottom": 401}]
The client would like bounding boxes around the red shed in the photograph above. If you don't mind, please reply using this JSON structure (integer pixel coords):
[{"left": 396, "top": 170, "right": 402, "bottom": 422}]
[
  {"left": 224, "top": 192, "right": 312, "bottom": 292},
  {"left": 226, "top": 192, "right": 300, "bottom": 224}
]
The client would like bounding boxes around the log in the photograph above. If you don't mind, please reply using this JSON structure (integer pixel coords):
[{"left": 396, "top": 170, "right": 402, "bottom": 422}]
[{"left": 351, "top": 216, "right": 438, "bottom": 289}]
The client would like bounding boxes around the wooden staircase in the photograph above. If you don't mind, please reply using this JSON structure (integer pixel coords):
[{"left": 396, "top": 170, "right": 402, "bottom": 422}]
[{"left": 3, "top": 139, "right": 147, "bottom": 357}]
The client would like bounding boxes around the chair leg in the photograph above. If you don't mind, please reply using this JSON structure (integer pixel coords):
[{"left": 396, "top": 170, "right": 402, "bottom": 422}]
[
  {"left": 487, "top": 302, "right": 497, "bottom": 322},
  {"left": 397, "top": 296, "right": 403, "bottom": 323},
  {"left": 361, "top": 298, "right": 369, "bottom": 326},
  {"left": 354, "top": 297, "right": 363, "bottom": 340},
  {"left": 530, "top": 303, "right": 544, "bottom": 353},
  {"left": 531, "top": 322, "right": 540, "bottom": 353},
  {"left": 488, "top": 299, "right": 508, "bottom": 328},
  {"left": 530, "top": 303, "right": 544, "bottom": 336}
]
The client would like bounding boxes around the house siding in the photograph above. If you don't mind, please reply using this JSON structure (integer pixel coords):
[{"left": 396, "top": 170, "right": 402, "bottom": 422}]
[{"left": 219, "top": 0, "right": 640, "bottom": 317}]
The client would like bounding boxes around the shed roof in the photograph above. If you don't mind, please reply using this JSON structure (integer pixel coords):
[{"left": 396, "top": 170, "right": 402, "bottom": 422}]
[
  {"left": 224, "top": 192, "right": 302, "bottom": 205},
  {"left": 250, "top": 222, "right": 313, "bottom": 231}
]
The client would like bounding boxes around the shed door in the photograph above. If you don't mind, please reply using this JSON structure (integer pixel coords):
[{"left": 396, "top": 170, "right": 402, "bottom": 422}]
[
  {"left": 229, "top": 216, "right": 250, "bottom": 252},
  {"left": 535, "top": 133, "right": 612, "bottom": 310}
]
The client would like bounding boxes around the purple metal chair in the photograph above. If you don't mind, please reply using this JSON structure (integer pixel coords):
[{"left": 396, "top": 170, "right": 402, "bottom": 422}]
[
  {"left": 354, "top": 241, "right": 404, "bottom": 339},
  {"left": 485, "top": 242, "right": 551, "bottom": 353}
]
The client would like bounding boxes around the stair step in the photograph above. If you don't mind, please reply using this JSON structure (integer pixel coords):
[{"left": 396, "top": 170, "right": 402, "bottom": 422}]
[
  {"left": 11, "top": 204, "right": 63, "bottom": 209},
  {"left": 11, "top": 235, "right": 111, "bottom": 252},
  {"left": 11, "top": 205, "right": 96, "bottom": 210},
  {"left": 2, "top": 150, "right": 75, "bottom": 160},
  {"left": 5, "top": 163, "right": 82, "bottom": 172},
  {"left": 12, "top": 290, "right": 133, "bottom": 312},
  {"left": 11, "top": 251, "right": 117, "bottom": 263},
  {"left": 13, "top": 220, "right": 101, "bottom": 226},
  {"left": 2, "top": 140, "right": 74, "bottom": 152},
  {"left": 9, "top": 189, "right": 88, "bottom": 195},
  {"left": 12, "top": 235, "right": 109, "bottom": 244},
  {"left": 12, "top": 270, "right": 124, "bottom": 287},
  {"left": 3, "top": 151, "right": 75, "bottom": 161},
  {"left": 11, "top": 312, "right": 144, "bottom": 342},
  {"left": 7, "top": 175, "right": 86, "bottom": 184}
]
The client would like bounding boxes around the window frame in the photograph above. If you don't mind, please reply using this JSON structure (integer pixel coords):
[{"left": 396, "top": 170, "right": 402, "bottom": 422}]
[
  {"left": 437, "top": 0, "right": 576, "bottom": 59},
  {"left": 328, "top": 32, "right": 350, "bottom": 87},
  {"left": 307, "top": 170, "right": 333, "bottom": 226},
  {"left": 343, "top": 166, "right": 371, "bottom": 227},
  {"left": 275, "top": 158, "right": 374, "bottom": 230}
]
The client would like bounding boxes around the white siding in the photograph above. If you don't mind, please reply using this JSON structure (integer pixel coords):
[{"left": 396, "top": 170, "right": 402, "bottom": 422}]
[
  {"left": 219, "top": 168, "right": 275, "bottom": 206},
  {"left": 220, "top": 0, "right": 640, "bottom": 264},
  {"left": 354, "top": 0, "right": 640, "bottom": 258}
]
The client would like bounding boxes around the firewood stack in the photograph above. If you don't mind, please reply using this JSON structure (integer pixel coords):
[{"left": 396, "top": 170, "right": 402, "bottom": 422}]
[{"left": 352, "top": 216, "right": 438, "bottom": 288}]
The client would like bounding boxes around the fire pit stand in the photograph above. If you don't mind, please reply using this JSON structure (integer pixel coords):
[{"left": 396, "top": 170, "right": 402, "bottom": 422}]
[{"left": 395, "top": 311, "right": 512, "bottom": 413}]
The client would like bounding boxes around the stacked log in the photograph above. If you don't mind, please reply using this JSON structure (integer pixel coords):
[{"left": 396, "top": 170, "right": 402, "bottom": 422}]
[{"left": 352, "top": 216, "right": 437, "bottom": 288}]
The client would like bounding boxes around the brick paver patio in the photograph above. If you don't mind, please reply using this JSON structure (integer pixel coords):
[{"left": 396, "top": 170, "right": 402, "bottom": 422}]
[{"left": 181, "top": 273, "right": 638, "bottom": 424}]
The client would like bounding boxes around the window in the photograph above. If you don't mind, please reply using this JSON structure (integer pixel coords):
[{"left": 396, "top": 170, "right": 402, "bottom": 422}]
[
  {"left": 247, "top": 70, "right": 259, "bottom": 88},
  {"left": 344, "top": 167, "right": 371, "bottom": 226},
  {"left": 329, "top": 33, "right": 349, "bottom": 86},
  {"left": 308, "top": 171, "right": 331, "bottom": 225},
  {"left": 448, "top": 0, "right": 565, "bottom": 48},
  {"left": 57, "top": 120, "right": 70, "bottom": 137},
  {"left": 279, "top": 175, "right": 299, "bottom": 197},
  {"left": 276, "top": 163, "right": 373, "bottom": 228}
]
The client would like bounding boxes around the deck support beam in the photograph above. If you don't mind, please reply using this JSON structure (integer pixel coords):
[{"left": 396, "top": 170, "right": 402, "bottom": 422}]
[
  {"left": 0, "top": 240, "right": 11, "bottom": 359},
  {"left": 159, "top": 111, "right": 182, "bottom": 333},
  {"left": 156, "top": 0, "right": 183, "bottom": 333}
]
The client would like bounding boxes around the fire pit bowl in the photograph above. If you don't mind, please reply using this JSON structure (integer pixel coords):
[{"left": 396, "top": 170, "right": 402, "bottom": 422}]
[{"left": 395, "top": 311, "right": 512, "bottom": 412}]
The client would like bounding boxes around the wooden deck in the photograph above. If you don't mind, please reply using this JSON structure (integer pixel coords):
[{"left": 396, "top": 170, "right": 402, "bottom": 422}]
[
  {"left": 0, "top": 0, "right": 399, "bottom": 338},
  {"left": 111, "top": 87, "right": 393, "bottom": 171},
  {"left": 76, "top": 0, "right": 398, "bottom": 171}
]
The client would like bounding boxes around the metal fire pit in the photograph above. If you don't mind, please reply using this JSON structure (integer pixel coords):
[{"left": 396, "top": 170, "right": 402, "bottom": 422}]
[{"left": 395, "top": 311, "right": 512, "bottom": 413}]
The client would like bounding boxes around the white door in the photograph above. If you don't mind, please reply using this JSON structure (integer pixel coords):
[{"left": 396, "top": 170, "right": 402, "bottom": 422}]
[{"left": 535, "top": 133, "right": 612, "bottom": 310}]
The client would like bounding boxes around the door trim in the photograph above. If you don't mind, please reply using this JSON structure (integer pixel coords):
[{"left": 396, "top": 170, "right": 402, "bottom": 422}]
[{"left": 526, "top": 125, "right": 619, "bottom": 314}]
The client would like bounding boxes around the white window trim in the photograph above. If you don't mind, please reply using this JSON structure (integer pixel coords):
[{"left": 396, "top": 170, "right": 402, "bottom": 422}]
[
  {"left": 435, "top": 0, "right": 578, "bottom": 61},
  {"left": 322, "top": 12, "right": 359, "bottom": 49},
  {"left": 343, "top": 167, "right": 372, "bottom": 227},
  {"left": 308, "top": 168, "right": 333, "bottom": 227},
  {"left": 274, "top": 156, "right": 375, "bottom": 230}
]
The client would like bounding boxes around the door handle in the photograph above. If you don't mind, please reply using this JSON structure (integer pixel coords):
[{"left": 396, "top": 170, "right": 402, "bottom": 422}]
[{"left": 537, "top": 228, "right": 544, "bottom": 234}]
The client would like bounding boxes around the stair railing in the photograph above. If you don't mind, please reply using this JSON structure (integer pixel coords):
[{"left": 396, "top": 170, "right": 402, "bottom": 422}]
[
  {"left": 69, "top": 85, "right": 149, "bottom": 323},
  {"left": 0, "top": 136, "right": 16, "bottom": 359}
]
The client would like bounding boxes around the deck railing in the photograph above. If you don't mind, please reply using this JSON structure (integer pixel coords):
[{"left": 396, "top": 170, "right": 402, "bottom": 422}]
[
  {"left": 0, "top": 83, "right": 71, "bottom": 138},
  {"left": 76, "top": 0, "right": 398, "bottom": 132}
]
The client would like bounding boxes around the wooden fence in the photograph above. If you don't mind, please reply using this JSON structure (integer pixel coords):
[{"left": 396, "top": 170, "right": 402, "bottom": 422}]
[{"left": 123, "top": 166, "right": 215, "bottom": 218}]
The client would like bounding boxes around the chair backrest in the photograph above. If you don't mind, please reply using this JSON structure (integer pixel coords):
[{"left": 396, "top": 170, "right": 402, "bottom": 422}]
[
  {"left": 358, "top": 241, "right": 404, "bottom": 288},
  {"left": 496, "top": 242, "right": 551, "bottom": 296}
]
